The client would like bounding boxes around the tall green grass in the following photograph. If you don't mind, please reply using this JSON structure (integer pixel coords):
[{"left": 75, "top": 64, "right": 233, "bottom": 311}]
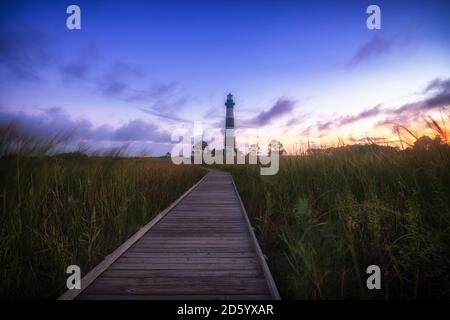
[
  {"left": 0, "top": 128, "right": 205, "bottom": 299},
  {"left": 226, "top": 141, "right": 450, "bottom": 299}
]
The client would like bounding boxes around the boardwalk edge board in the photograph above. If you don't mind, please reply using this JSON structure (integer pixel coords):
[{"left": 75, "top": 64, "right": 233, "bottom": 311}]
[
  {"left": 58, "top": 173, "right": 209, "bottom": 300},
  {"left": 59, "top": 169, "right": 280, "bottom": 300},
  {"left": 230, "top": 175, "right": 282, "bottom": 300}
]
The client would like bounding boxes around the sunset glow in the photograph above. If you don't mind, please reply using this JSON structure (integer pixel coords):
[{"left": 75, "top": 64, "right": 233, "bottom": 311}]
[
  {"left": 0, "top": 0, "right": 449, "bottom": 155},
  {"left": 2, "top": 0, "right": 450, "bottom": 302}
]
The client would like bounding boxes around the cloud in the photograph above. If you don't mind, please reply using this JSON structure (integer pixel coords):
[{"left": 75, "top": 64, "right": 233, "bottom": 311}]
[
  {"left": 300, "top": 125, "right": 314, "bottom": 136},
  {"left": 97, "top": 62, "right": 142, "bottom": 97},
  {"left": 99, "top": 79, "right": 128, "bottom": 97},
  {"left": 131, "top": 83, "right": 190, "bottom": 117},
  {"left": 113, "top": 119, "right": 171, "bottom": 142},
  {"left": 377, "top": 80, "right": 450, "bottom": 127},
  {"left": 0, "top": 107, "right": 172, "bottom": 145},
  {"left": 0, "top": 29, "right": 188, "bottom": 120},
  {"left": 0, "top": 30, "right": 56, "bottom": 81},
  {"left": 60, "top": 62, "right": 91, "bottom": 82},
  {"left": 286, "top": 113, "right": 310, "bottom": 126},
  {"left": 317, "top": 120, "right": 333, "bottom": 132},
  {"left": 0, "top": 107, "right": 96, "bottom": 140},
  {"left": 312, "top": 104, "right": 383, "bottom": 133},
  {"left": 393, "top": 78, "right": 450, "bottom": 115},
  {"left": 310, "top": 78, "right": 450, "bottom": 134},
  {"left": 338, "top": 104, "right": 383, "bottom": 126},
  {"left": 347, "top": 34, "right": 393, "bottom": 68},
  {"left": 59, "top": 43, "right": 100, "bottom": 83},
  {"left": 243, "top": 98, "right": 297, "bottom": 127},
  {"left": 139, "top": 108, "right": 191, "bottom": 123},
  {"left": 95, "top": 63, "right": 189, "bottom": 114},
  {"left": 423, "top": 77, "right": 450, "bottom": 95},
  {"left": 127, "top": 82, "right": 178, "bottom": 102}
]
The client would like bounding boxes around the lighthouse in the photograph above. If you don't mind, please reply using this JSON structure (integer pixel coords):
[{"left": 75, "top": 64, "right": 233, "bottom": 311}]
[{"left": 224, "top": 93, "right": 235, "bottom": 154}]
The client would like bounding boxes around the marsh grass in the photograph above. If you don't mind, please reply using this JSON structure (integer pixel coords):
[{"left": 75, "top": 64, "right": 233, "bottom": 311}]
[
  {"left": 0, "top": 126, "right": 205, "bottom": 299},
  {"left": 224, "top": 140, "right": 450, "bottom": 299},
  {"left": 2, "top": 121, "right": 450, "bottom": 299}
]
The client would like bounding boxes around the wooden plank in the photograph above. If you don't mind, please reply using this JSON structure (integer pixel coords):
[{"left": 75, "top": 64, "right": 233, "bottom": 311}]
[
  {"left": 100, "top": 269, "right": 263, "bottom": 278},
  {"left": 107, "top": 263, "right": 259, "bottom": 270},
  {"left": 231, "top": 177, "right": 281, "bottom": 300},
  {"left": 140, "top": 236, "right": 250, "bottom": 240},
  {"left": 126, "top": 247, "right": 258, "bottom": 253},
  {"left": 70, "top": 169, "right": 280, "bottom": 300},
  {"left": 121, "top": 252, "right": 257, "bottom": 258},
  {"left": 135, "top": 239, "right": 253, "bottom": 244},
  {"left": 113, "top": 257, "right": 259, "bottom": 264},
  {"left": 58, "top": 173, "right": 208, "bottom": 300},
  {"left": 85, "top": 278, "right": 268, "bottom": 295}
]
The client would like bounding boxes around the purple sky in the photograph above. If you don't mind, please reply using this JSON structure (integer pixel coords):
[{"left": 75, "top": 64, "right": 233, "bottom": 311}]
[{"left": 1, "top": 0, "right": 449, "bottom": 154}]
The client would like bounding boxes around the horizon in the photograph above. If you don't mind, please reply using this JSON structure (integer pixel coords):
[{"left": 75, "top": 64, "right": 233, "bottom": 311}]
[
  {"left": 2, "top": 0, "right": 450, "bottom": 303},
  {"left": 1, "top": 0, "right": 449, "bottom": 155}
]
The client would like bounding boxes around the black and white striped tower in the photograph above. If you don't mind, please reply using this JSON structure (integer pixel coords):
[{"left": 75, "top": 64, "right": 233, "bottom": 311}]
[{"left": 224, "top": 93, "right": 235, "bottom": 153}]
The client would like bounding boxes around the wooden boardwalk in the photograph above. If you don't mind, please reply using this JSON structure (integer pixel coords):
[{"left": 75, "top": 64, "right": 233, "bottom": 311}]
[{"left": 60, "top": 170, "right": 280, "bottom": 300}]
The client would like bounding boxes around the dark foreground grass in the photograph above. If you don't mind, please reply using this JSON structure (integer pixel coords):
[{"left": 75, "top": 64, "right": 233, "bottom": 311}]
[
  {"left": 0, "top": 154, "right": 205, "bottom": 299},
  {"left": 225, "top": 143, "right": 450, "bottom": 299}
]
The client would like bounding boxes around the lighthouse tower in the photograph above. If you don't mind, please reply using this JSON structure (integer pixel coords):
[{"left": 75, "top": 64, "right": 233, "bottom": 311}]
[{"left": 224, "top": 93, "right": 235, "bottom": 154}]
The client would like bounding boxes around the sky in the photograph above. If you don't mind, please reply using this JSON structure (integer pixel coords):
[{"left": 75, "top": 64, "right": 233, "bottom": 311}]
[{"left": 0, "top": 0, "right": 449, "bottom": 155}]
